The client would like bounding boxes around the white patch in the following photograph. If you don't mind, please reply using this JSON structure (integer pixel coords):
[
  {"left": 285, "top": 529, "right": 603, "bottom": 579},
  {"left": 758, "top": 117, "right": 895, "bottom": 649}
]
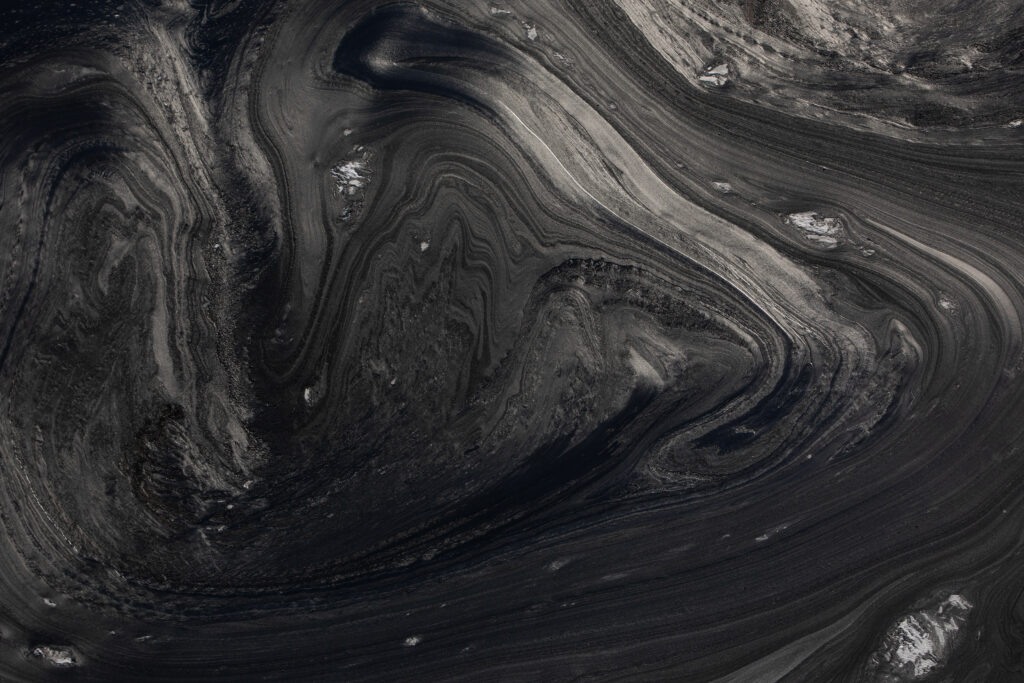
[
  {"left": 343, "top": 128, "right": 353, "bottom": 136},
  {"left": 895, "top": 616, "right": 939, "bottom": 677},
  {"left": 526, "top": 25, "right": 538, "bottom": 40},
  {"left": 548, "top": 558, "right": 570, "bottom": 571},
  {"left": 420, "top": 241, "right": 430, "bottom": 252},
  {"left": 876, "top": 594, "right": 972, "bottom": 679},
  {"left": 404, "top": 636, "right": 422, "bottom": 647},
  {"left": 787, "top": 211, "right": 838, "bottom": 235},
  {"left": 698, "top": 74, "right": 729, "bottom": 86},
  {"left": 1008, "top": 119, "right": 1023, "bottom": 128},
  {"left": 938, "top": 294, "right": 957, "bottom": 312},
  {"left": 330, "top": 161, "right": 367, "bottom": 194},
  {"left": 490, "top": 6, "right": 511, "bottom": 16},
  {"left": 699, "top": 63, "right": 730, "bottom": 87},
  {"left": 32, "top": 646, "right": 77, "bottom": 667},
  {"left": 944, "top": 594, "right": 971, "bottom": 611},
  {"left": 42, "top": 598, "right": 56, "bottom": 607},
  {"left": 303, "top": 386, "right": 314, "bottom": 406},
  {"left": 712, "top": 181, "right": 733, "bottom": 193},
  {"left": 787, "top": 211, "right": 841, "bottom": 247}
]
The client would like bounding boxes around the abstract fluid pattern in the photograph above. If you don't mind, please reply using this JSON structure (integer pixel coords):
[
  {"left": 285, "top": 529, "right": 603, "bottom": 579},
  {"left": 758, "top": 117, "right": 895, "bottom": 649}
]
[{"left": 1, "top": 0, "right": 1023, "bottom": 680}]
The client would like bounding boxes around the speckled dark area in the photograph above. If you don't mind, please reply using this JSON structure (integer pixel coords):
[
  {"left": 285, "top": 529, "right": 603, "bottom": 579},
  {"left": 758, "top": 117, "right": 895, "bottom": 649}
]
[{"left": 1, "top": 1, "right": 1023, "bottom": 680}]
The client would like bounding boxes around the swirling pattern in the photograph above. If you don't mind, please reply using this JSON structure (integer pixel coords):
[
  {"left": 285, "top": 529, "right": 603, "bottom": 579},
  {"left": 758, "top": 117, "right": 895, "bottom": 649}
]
[{"left": 1, "top": 0, "right": 1023, "bottom": 680}]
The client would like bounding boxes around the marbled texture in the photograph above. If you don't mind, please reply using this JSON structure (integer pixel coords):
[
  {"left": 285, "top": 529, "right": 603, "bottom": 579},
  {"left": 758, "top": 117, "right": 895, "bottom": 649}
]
[{"left": 1, "top": 0, "right": 1023, "bottom": 680}]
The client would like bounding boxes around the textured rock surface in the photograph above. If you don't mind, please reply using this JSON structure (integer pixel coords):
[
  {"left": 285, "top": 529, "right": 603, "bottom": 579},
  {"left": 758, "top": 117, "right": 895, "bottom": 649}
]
[{"left": 0, "top": 0, "right": 1022, "bottom": 680}]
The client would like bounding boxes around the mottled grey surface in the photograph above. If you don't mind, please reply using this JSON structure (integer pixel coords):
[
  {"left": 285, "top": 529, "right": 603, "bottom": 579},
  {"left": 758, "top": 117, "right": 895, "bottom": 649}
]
[{"left": 1, "top": 0, "right": 1023, "bottom": 680}]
